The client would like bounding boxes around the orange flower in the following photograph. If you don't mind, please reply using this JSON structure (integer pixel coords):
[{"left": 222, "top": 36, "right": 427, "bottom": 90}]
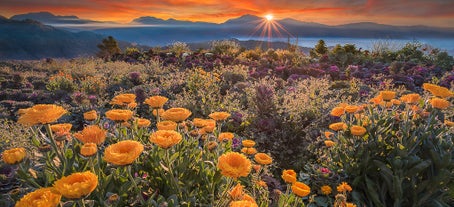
[
  {"left": 229, "top": 183, "right": 244, "bottom": 200},
  {"left": 242, "top": 140, "right": 256, "bottom": 147},
  {"left": 282, "top": 169, "right": 297, "bottom": 183},
  {"left": 83, "top": 110, "right": 97, "bottom": 121},
  {"left": 338, "top": 102, "right": 348, "bottom": 108},
  {"left": 354, "top": 114, "right": 370, "bottom": 126},
  {"left": 73, "top": 125, "right": 106, "bottom": 145},
  {"left": 136, "top": 118, "right": 151, "bottom": 128},
  {"left": 380, "top": 91, "right": 396, "bottom": 101},
  {"left": 217, "top": 152, "right": 252, "bottom": 179},
  {"left": 242, "top": 194, "right": 257, "bottom": 204},
  {"left": 202, "top": 119, "right": 216, "bottom": 133},
  {"left": 80, "top": 143, "right": 97, "bottom": 157},
  {"left": 192, "top": 118, "right": 207, "bottom": 128},
  {"left": 18, "top": 104, "right": 67, "bottom": 126},
  {"left": 252, "top": 164, "right": 261, "bottom": 172},
  {"left": 105, "top": 109, "right": 133, "bottom": 122},
  {"left": 291, "top": 182, "right": 311, "bottom": 197},
  {"left": 50, "top": 123, "right": 72, "bottom": 133},
  {"left": 350, "top": 125, "right": 367, "bottom": 136},
  {"left": 329, "top": 122, "right": 347, "bottom": 131},
  {"left": 400, "top": 93, "right": 421, "bottom": 104},
  {"left": 149, "top": 130, "right": 183, "bottom": 149},
  {"left": 157, "top": 120, "right": 178, "bottom": 131},
  {"left": 15, "top": 187, "right": 61, "bottom": 207},
  {"left": 209, "top": 112, "right": 231, "bottom": 121},
  {"left": 346, "top": 203, "right": 357, "bottom": 207},
  {"left": 344, "top": 105, "right": 359, "bottom": 113},
  {"left": 330, "top": 107, "right": 345, "bottom": 117},
  {"left": 2, "top": 147, "right": 26, "bottom": 164},
  {"left": 241, "top": 147, "right": 257, "bottom": 155},
  {"left": 391, "top": 99, "right": 401, "bottom": 105},
  {"left": 369, "top": 95, "right": 383, "bottom": 105},
  {"left": 254, "top": 153, "right": 273, "bottom": 165},
  {"left": 161, "top": 108, "right": 192, "bottom": 122},
  {"left": 423, "top": 83, "right": 453, "bottom": 98},
  {"left": 103, "top": 140, "right": 144, "bottom": 165},
  {"left": 110, "top": 93, "right": 136, "bottom": 106},
  {"left": 321, "top": 185, "right": 332, "bottom": 195},
  {"left": 53, "top": 171, "right": 98, "bottom": 199},
  {"left": 257, "top": 180, "right": 267, "bottom": 188},
  {"left": 324, "top": 131, "right": 334, "bottom": 138},
  {"left": 337, "top": 182, "right": 352, "bottom": 193},
  {"left": 219, "top": 132, "right": 235, "bottom": 141},
  {"left": 144, "top": 96, "right": 168, "bottom": 108},
  {"left": 229, "top": 200, "right": 258, "bottom": 207},
  {"left": 152, "top": 108, "right": 165, "bottom": 117},
  {"left": 445, "top": 120, "right": 454, "bottom": 127},
  {"left": 207, "top": 141, "right": 218, "bottom": 151},
  {"left": 430, "top": 98, "right": 450, "bottom": 109},
  {"left": 324, "top": 140, "right": 335, "bottom": 147}
]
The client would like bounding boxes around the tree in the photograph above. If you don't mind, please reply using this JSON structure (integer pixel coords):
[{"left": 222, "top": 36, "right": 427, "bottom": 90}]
[
  {"left": 310, "top": 39, "right": 328, "bottom": 58},
  {"left": 97, "top": 36, "right": 121, "bottom": 60}
]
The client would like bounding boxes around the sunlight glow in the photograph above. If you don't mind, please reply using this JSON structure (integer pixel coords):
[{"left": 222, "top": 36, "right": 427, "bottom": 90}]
[{"left": 265, "top": 14, "right": 273, "bottom": 21}]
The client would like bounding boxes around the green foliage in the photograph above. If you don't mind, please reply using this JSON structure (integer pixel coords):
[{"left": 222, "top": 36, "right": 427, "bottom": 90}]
[
  {"left": 169, "top": 41, "right": 190, "bottom": 57},
  {"left": 46, "top": 71, "right": 77, "bottom": 92},
  {"left": 211, "top": 40, "right": 241, "bottom": 56},
  {"left": 325, "top": 96, "right": 454, "bottom": 206},
  {"left": 434, "top": 51, "right": 454, "bottom": 71},
  {"left": 310, "top": 39, "right": 328, "bottom": 58}
]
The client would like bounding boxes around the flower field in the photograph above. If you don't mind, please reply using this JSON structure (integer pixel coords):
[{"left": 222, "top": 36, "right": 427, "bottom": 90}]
[{"left": 0, "top": 41, "right": 453, "bottom": 206}]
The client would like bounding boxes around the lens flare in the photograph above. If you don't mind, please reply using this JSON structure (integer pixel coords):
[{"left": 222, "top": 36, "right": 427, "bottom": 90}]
[{"left": 265, "top": 14, "right": 273, "bottom": 21}]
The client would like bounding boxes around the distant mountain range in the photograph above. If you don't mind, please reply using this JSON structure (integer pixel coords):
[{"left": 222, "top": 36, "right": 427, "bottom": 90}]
[{"left": 1, "top": 12, "right": 454, "bottom": 59}]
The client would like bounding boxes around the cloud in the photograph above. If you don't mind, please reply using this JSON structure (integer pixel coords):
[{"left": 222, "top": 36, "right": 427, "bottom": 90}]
[{"left": 0, "top": 0, "right": 453, "bottom": 26}]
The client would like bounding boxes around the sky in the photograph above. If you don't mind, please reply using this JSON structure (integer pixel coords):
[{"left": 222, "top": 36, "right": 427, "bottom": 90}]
[{"left": 1, "top": 0, "right": 453, "bottom": 27}]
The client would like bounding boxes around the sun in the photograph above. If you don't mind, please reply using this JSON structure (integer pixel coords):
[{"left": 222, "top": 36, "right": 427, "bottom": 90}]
[{"left": 265, "top": 14, "right": 273, "bottom": 21}]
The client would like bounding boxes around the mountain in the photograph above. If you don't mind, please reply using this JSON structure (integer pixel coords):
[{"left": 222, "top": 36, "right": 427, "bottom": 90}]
[
  {"left": 131, "top": 16, "right": 215, "bottom": 26},
  {"left": 11, "top": 11, "right": 98, "bottom": 24},
  {"left": 0, "top": 18, "right": 105, "bottom": 60},
  {"left": 223, "top": 14, "right": 262, "bottom": 24}
]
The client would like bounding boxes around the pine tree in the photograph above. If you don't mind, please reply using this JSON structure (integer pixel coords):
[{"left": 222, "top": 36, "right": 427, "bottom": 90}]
[{"left": 97, "top": 36, "right": 121, "bottom": 60}]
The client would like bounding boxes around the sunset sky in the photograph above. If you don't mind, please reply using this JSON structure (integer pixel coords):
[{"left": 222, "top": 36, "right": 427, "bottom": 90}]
[{"left": 1, "top": 0, "right": 453, "bottom": 27}]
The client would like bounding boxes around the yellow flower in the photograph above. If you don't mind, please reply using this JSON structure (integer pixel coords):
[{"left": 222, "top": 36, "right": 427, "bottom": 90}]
[
  {"left": 241, "top": 147, "right": 257, "bottom": 155},
  {"left": 329, "top": 122, "right": 347, "bottom": 131},
  {"left": 80, "top": 143, "right": 97, "bottom": 157},
  {"left": 83, "top": 110, "right": 97, "bottom": 121},
  {"left": 161, "top": 108, "right": 192, "bottom": 122},
  {"left": 152, "top": 108, "right": 165, "bottom": 117},
  {"left": 157, "top": 120, "right": 178, "bottom": 131},
  {"left": 209, "top": 111, "right": 231, "bottom": 121},
  {"left": 144, "top": 96, "right": 168, "bottom": 108},
  {"left": 110, "top": 93, "right": 136, "bottom": 106},
  {"left": 430, "top": 98, "right": 450, "bottom": 109},
  {"left": 344, "top": 105, "right": 359, "bottom": 113},
  {"left": 324, "top": 131, "right": 334, "bottom": 138},
  {"left": 423, "top": 83, "right": 453, "bottom": 98},
  {"left": 18, "top": 104, "right": 67, "bottom": 126},
  {"left": 15, "top": 187, "right": 61, "bottom": 207},
  {"left": 229, "top": 200, "right": 258, "bottom": 207},
  {"left": 400, "top": 93, "right": 421, "bottom": 104},
  {"left": 346, "top": 203, "right": 357, "bottom": 207},
  {"left": 136, "top": 118, "right": 151, "bottom": 128},
  {"left": 380, "top": 91, "right": 396, "bottom": 101},
  {"left": 219, "top": 132, "right": 235, "bottom": 142},
  {"left": 291, "top": 182, "right": 311, "bottom": 197},
  {"left": 337, "top": 182, "right": 352, "bottom": 193},
  {"left": 324, "top": 140, "right": 335, "bottom": 147},
  {"left": 254, "top": 153, "right": 273, "bottom": 165},
  {"left": 50, "top": 123, "right": 72, "bottom": 133},
  {"left": 391, "top": 99, "right": 401, "bottom": 105},
  {"left": 321, "top": 185, "right": 332, "bottom": 195},
  {"left": 217, "top": 152, "right": 252, "bottom": 179},
  {"left": 242, "top": 140, "right": 256, "bottom": 147},
  {"left": 105, "top": 109, "right": 133, "bottom": 122},
  {"left": 330, "top": 107, "right": 345, "bottom": 117},
  {"left": 252, "top": 164, "right": 261, "bottom": 172},
  {"left": 53, "top": 171, "right": 98, "bottom": 199},
  {"left": 350, "top": 125, "right": 367, "bottom": 136},
  {"left": 74, "top": 125, "right": 106, "bottom": 145},
  {"left": 369, "top": 95, "right": 383, "bottom": 105},
  {"left": 149, "top": 130, "right": 183, "bottom": 149},
  {"left": 103, "top": 140, "right": 144, "bottom": 165},
  {"left": 282, "top": 169, "right": 297, "bottom": 183},
  {"left": 2, "top": 147, "right": 26, "bottom": 164},
  {"left": 229, "top": 183, "right": 244, "bottom": 200}
]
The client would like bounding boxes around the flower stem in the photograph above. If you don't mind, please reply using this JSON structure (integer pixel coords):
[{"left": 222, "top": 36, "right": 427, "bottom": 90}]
[{"left": 127, "top": 165, "right": 145, "bottom": 205}]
